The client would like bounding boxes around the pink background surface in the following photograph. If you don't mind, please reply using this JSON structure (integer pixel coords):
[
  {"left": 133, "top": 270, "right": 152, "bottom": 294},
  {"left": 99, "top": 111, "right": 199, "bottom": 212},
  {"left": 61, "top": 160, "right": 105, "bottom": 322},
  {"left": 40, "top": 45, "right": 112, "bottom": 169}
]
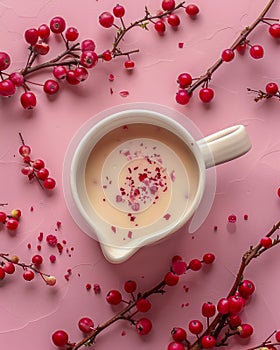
[{"left": 0, "top": 0, "right": 280, "bottom": 349}]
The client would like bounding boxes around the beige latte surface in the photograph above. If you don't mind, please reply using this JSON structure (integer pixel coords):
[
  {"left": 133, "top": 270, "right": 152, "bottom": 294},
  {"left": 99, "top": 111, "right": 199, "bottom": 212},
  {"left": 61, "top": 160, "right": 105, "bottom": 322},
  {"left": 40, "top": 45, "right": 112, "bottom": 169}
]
[{"left": 85, "top": 123, "right": 200, "bottom": 245}]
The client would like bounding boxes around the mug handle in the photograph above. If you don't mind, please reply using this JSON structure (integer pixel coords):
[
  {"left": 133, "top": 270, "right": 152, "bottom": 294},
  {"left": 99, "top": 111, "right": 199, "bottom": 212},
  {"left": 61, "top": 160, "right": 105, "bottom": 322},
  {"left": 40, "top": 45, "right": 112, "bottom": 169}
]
[{"left": 197, "top": 125, "right": 251, "bottom": 169}]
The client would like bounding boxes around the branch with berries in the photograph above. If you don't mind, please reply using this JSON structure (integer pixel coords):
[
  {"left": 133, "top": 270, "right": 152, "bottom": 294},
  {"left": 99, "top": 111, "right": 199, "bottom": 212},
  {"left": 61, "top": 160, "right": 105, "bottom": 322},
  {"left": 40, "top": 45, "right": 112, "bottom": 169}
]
[
  {"left": 50, "top": 220, "right": 280, "bottom": 350},
  {"left": 175, "top": 0, "right": 279, "bottom": 105},
  {"left": 0, "top": 252, "right": 56, "bottom": 285},
  {"left": 0, "top": 0, "right": 198, "bottom": 110}
]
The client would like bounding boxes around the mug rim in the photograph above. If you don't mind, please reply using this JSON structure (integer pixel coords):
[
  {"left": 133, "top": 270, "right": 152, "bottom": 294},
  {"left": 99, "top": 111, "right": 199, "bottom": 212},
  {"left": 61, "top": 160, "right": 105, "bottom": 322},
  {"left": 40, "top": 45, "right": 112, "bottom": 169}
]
[{"left": 70, "top": 108, "right": 206, "bottom": 255}]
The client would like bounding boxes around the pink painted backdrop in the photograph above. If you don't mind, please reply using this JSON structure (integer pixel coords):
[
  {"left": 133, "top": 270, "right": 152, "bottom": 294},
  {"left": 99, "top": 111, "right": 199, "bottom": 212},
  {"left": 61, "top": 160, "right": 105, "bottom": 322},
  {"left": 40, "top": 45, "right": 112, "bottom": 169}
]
[{"left": 0, "top": 0, "right": 279, "bottom": 349}]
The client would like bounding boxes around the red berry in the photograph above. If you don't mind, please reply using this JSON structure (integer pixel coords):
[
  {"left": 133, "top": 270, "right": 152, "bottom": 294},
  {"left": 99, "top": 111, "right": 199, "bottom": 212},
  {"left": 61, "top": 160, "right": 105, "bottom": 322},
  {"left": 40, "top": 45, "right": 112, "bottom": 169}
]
[
  {"left": 65, "top": 27, "right": 79, "bottom": 41},
  {"left": 53, "top": 65, "right": 67, "bottom": 79},
  {"left": 135, "top": 318, "right": 152, "bottom": 335},
  {"left": 102, "top": 50, "right": 113, "bottom": 61},
  {"left": 80, "top": 51, "right": 98, "bottom": 68},
  {"left": 124, "top": 280, "right": 137, "bottom": 293},
  {"left": 162, "top": 0, "right": 176, "bottom": 11},
  {"left": 201, "top": 335, "right": 216, "bottom": 349},
  {"left": 164, "top": 271, "right": 179, "bottom": 286},
  {"left": 37, "top": 168, "right": 49, "bottom": 180},
  {"left": 167, "top": 342, "right": 185, "bottom": 350},
  {"left": 185, "top": 4, "right": 199, "bottom": 17},
  {"left": 172, "top": 259, "right": 187, "bottom": 275},
  {"left": 136, "top": 298, "right": 152, "bottom": 312},
  {"left": 265, "top": 82, "right": 278, "bottom": 95},
  {"left": 43, "top": 79, "right": 59, "bottom": 95},
  {"left": 74, "top": 67, "right": 88, "bottom": 82},
  {"left": 19, "top": 145, "right": 31, "bottom": 157},
  {"left": 188, "top": 320, "right": 203, "bottom": 334},
  {"left": 23, "top": 269, "right": 35, "bottom": 281},
  {"left": 199, "top": 88, "right": 214, "bottom": 103},
  {"left": 221, "top": 48, "right": 235, "bottom": 62},
  {"left": 38, "top": 24, "right": 50, "bottom": 39},
  {"left": 217, "top": 298, "right": 230, "bottom": 314},
  {"left": 99, "top": 12, "right": 114, "bottom": 28},
  {"left": 124, "top": 59, "right": 135, "bottom": 70},
  {"left": 202, "top": 302, "right": 216, "bottom": 318},
  {"left": 249, "top": 45, "right": 264, "bottom": 59},
  {"left": 24, "top": 28, "right": 39, "bottom": 45},
  {"left": 52, "top": 330, "right": 69, "bottom": 347},
  {"left": 0, "top": 52, "right": 11, "bottom": 71},
  {"left": 33, "top": 159, "right": 45, "bottom": 170},
  {"left": 176, "top": 89, "right": 192, "bottom": 105},
  {"left": 228, "top": 214, "right": 237, "bottom": 223},
  {"left": 167, "top": 14, "right": 180, "bottom": 27},
  {"left": 177, "top": 73, "right": 192, "bottom": 88},
  {"left": 0, "top": 266, "right": 6, "bottom": 280},
  {"left": 0, "top": 211, "right": 7, "bottom": 223},
  {"left": 275, "top": 331, "right": 280, "bottom": 342},
  {"left": 202, "top": 253, "right": 215, "bottom": 264},
  {"left": 228, "top": 295, "right": 245, "bottom": 315},
  {"left": 9, "top": 72, "right": 24, "bottom": 87},
  {"left": 32, "top": 254, "right": 43, "bottom": 266},
  {"left": 20, "top": 91, "right": 37, "bottom": 109},
  {"left": 106, "top": 290, "right": 122, "bottom": 305},
  {"left": 171, "top": 327, "right": 187, "bottom": 342},
  {"left": 113, "top": 4, "right": 125, "bottom": 18},
  {"left": 238, "top": 279, "right": 255, "bottom": 297},
  {"left": 154, "top": 20, "right": 166, "bottom": 34},
  {"left": 0, "top": 79, "right": 16, "bottom": 97},
  {"left": 6, "top": 218, "right": 18, "bottom": 230},
  {"left": 50, "top": 16, "right": 66, "bottom": 34},
  {"left": 260, "top": 236, "right": 273, "bottom": 248},
  {"left": 81, "top": 39, "right": 96, "bottom": 52},
  {"left": 3, "top": 262, "right": 15, "bottom": 274},
  {"left": 11, "top": 209, "right": 21, "bottom": 219},
  {"left": 236, "top": 41, "right": 247, "bottom": 53},
  {"left": 34, "top": 42, "right": 50, "bottom": 55},
  {"left": 228, "top": 314, "right": 242, "bottom": 327},
  {"left": 43, "top": 177, "right": 56, "bottom": 190},
  {"left": 66, "top": 70, "right": 80, "bottom": 85},
  {"left": 269, "top": 23, "right": 280, "bottom": 38},
  {"left": 189, "top": 259, "right": 202, "bottom": 271},
  {"left": 237, "top": 324, "right": 253, "bottom": 338},
  {"left": 78, "top": 317, "right": 94, "bottom": 333}
]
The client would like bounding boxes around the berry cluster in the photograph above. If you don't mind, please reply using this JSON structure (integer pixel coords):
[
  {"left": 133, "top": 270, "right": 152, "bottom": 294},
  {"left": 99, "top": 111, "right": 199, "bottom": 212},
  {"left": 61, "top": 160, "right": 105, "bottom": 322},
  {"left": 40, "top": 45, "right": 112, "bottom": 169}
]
[
  {"left": 0, "top": 207, "right": 21, "bottom": 231},
  {"left": 98, "top": 1, "right": 199, "bottom": 71},
  {"left": 19, "top": 133, "right": 56, "bottom": 190},
  {"left": 248, "top": 81, "right": 280, "bottom": 102},
  {"left": 0, "top": 253, "right": 56, "bottom": 285},
  {"left": 51, "top": 253, "right": 215, "bottom": 349},
  {"left": 0, "top": 1, "right": 199, "bottom": 110},
  {"left": 175, "top": 0, "right": 278, "bottom": 105}
]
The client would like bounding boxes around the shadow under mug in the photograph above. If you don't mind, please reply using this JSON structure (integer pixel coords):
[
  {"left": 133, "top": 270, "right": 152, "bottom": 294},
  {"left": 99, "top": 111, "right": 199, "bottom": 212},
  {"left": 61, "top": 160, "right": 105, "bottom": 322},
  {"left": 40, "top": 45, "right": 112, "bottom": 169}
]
[{"left": 70, "top": 108, "right": 251, "bottom": 263}]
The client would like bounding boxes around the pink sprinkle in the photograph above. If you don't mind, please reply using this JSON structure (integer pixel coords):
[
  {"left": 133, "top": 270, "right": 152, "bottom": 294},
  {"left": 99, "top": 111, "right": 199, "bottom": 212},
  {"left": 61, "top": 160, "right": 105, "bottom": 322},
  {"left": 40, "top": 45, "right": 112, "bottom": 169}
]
[
  {"left": 183, "top": 285, "right": 189, "bottom": 293},
  {"left": 37, "top": 244, "right": 41, "bottom": 251},
  {"left": 164, "top": 213, "right": 171, "bottom": 220},
  {"left": 93, "top": 283, "right": 101, "bottom": 294},
  {"left": 170, "top": 170, "right": 176, "bottom": 182},
  {"left": 67, "top": 268, "right": 72, "bottom": 274},
  {"left": 228, "top": 214, "right": 237, "bottom": 223},
  {"left": 178, "top": 42, "right": 184, "bottom": 48},
  {"left": 46, "top": 234, "right": 58, "bottom": 247},
  {"left": 57, "top": 242, "right": 63, "bottom": 254},
  {"left": 128, "top": 231, "right": 132, "bottom": 239},
  {"left": 116, "top": 195, "right": 123, "bottom": 202},
  {"left": 62, "top": 239, "right": 67, "bottom": 244},
  {"left": 30, "top": 206, "right": 34, "bottom": 212},
  {"left": 27, "top": 243, "right": 31, "bottom": 249},
  {"left": 108, "top": 73, "right": 114, "bottom": 81},
  {"left": 49, "top": 255, "right": 56, "bottom": 263},
  {"left": 56, "top": 221, "right": 62, "bottom": 229},
  {"left": 119, "top": 90, "right": 129, "bottom": 97},
  {"left": 244, "top": 214, "right": 248, "bottom": 220},
  {"left": 38, "top": 232, "right": 43, "bottom": 242},
  {"left": 64, "top": 274, "right": 70, "bottom": 281},
  {"left": 131, "top": 202, "right": 140, "bottom": 211},
  {"left": 86, "top": 283, "right": 91, "bottom": 290},
  {"left": 121, "top": 330, "right": 126, "bottom": 336},
  {"left": 214, "top": 225, "right": 218, "bottom": 231},
  {"left": 111, "top": 226, "right": 116, "bottom": 233},
  {"left": 110, "top": 87, "right": 113, "bottom": 95}
]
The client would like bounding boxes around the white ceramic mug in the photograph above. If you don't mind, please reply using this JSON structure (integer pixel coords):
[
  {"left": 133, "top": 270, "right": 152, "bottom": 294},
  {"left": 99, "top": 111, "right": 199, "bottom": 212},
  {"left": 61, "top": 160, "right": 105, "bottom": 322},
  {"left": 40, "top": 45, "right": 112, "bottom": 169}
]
[{"left": 70, "top": 108, "right": 251, "bottom": 263}]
